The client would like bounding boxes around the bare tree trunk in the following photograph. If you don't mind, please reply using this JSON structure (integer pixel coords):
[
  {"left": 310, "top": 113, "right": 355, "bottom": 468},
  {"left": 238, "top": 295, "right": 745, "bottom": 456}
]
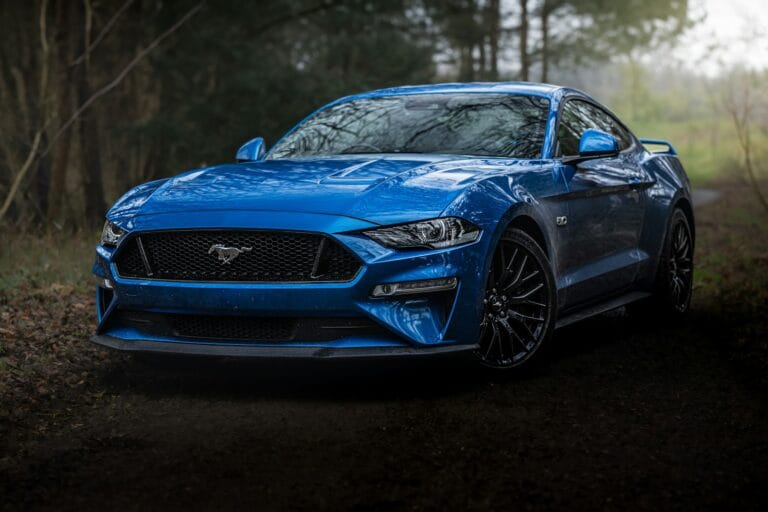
[
  {"left": 519, "top": 0, "right": 529, "bottom": 81},
  {"left": 77, "top": 0, "right": 106, "bottom": 222},
  {"left": 459, "top": 45, "right": 474, "bottom": 81},
  {"left": 47, "top": 0, "right": 78, "bottom": 223},
  {"left": 0, "top": 131, "right": 42, "bottom": 222},
  {"left": 10, "top": 0, "right": 53, "bottom": 223},
  {"left": 33, "top": 0, "right": 52, "bottom": 219},
  {"left": 478, "top": 39, "right": 486, "bottom": 78},
  {"left": 47, "top": 121, "right": 72, "bottom": 222},
  {"left": 627, "top": 54, "right": 641, "bottom": 121},
  {"left": 33, "top": 133, "right": 51, "bottom": 219},
  {"left": 488, "top": 0, "right": 500, "bottom": 80},
  {"left": 540, "top": 0, "right": 550, "bottom": 82}
]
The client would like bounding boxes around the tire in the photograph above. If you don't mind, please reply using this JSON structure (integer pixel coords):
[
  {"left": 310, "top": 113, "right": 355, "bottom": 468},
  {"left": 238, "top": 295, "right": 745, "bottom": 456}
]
[
  {"left": 474, "top": 228, "right": 557, "bottom": 369},
  {"left": 643, "top": 208, "right": 694, "bottom": 317}
]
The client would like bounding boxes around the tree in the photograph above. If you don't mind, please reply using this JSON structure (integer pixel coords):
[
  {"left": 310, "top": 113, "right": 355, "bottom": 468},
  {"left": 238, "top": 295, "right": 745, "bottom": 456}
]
[
  {"left": 720, "top": 68, "right": 768, "bottom": 213},
  {"left": 425, "top": 0, "right": 691, "bottom": 82},
  {"left": 519, "top": 0, "right": 529, "bottom": 80},
  {"left": 0, "top": 0, "right": 204, "bottom": 226},
  {"left": 535, "top": 0, "right": 692, "bottom": 82}
]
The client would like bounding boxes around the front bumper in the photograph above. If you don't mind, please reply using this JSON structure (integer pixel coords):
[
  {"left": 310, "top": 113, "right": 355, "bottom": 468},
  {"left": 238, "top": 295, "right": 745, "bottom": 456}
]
[{"left": 93, "top": 210, "right": 491, "bottom": 357}]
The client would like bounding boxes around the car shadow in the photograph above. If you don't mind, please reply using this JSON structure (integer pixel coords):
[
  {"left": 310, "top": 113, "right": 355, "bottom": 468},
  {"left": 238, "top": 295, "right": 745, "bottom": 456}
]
[
  {"left": 93, "top": 307, "right": 702, "bottom": 403},
  {"left": 95, "top": 350, "right": 491, "bottom": 402}
]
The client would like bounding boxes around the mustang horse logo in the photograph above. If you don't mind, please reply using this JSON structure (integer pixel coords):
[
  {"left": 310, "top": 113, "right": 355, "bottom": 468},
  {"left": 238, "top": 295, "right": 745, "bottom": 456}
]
[{"left": 208, "top": 244, "right": 252, "bottom": 264}]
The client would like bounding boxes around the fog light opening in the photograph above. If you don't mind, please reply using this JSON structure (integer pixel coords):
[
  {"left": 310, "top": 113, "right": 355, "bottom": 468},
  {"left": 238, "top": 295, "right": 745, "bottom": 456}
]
[
  {"left": 97, "top": 286, "right": 115, "bottom": 317},
  {"left": 371, "top": 277, "right": 457, "bottom": 298},
  {"left": 92, "top": 275, "right": 114, "bottom": 289}
]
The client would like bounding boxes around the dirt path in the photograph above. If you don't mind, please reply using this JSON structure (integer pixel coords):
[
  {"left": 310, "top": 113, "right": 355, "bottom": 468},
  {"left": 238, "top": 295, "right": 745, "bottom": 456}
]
[{"left": 2, "top": 190, "right": 767, "bottom": 511}]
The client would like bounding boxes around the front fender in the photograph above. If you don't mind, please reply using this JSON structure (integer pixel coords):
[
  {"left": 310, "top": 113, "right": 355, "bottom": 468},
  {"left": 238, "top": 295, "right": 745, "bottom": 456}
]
[{"left": 440, "top": 169, "right": 566, "bottom": 314}]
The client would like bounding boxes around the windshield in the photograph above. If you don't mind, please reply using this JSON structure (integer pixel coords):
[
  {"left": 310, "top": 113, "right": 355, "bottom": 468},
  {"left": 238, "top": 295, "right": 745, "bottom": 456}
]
[{"left": 268, "top": 93, "right": 550, "bottom": 160}]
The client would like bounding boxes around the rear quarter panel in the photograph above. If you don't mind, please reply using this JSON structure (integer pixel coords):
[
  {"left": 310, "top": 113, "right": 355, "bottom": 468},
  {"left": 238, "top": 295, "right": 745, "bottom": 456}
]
[{"left": 637, "top": 152, "right": 693, "bottom": 288}]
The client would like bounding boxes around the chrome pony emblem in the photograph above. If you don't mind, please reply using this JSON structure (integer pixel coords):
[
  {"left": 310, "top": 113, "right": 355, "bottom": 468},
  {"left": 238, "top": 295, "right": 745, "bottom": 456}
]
[{"left": 208, "top": 244, "right": 252, "bottom": 264}]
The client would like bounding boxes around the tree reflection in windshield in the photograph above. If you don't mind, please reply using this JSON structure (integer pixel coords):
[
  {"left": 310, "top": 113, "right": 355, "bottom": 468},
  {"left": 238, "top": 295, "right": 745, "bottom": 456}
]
[{"left": 269, "top": 94, "right": 550, "bottom": 160}]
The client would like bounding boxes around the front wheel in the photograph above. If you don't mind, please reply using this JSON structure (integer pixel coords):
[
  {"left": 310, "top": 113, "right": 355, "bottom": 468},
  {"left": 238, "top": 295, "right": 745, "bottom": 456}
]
[{"left": 475, "top": 229, "right": 556, "bottom": 369}]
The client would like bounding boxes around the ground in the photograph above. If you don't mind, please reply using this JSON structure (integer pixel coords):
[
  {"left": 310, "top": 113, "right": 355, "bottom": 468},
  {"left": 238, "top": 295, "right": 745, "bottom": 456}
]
[{"left": 1, "top": 183, "right": 766, "bottom": 511}]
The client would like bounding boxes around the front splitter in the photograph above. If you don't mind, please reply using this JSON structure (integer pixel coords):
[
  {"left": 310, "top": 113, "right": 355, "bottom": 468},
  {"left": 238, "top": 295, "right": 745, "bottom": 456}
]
[{"left": 91, "top": 335, "right": 477, "bottom": 359}]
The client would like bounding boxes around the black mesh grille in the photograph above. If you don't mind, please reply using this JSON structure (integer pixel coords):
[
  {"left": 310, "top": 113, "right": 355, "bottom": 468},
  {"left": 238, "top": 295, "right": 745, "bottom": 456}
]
[
  {"left": 114, "top": 231, "right": 360, "bottom": 282},
  {"left": 169, "top": 315, "right": 296, "bottom": 342},
  {"left": 114, "top": 311, "right": 390, "bottom": 343},
  {"left": 115, "top": 238, "right": 147, "bottom": 278}
]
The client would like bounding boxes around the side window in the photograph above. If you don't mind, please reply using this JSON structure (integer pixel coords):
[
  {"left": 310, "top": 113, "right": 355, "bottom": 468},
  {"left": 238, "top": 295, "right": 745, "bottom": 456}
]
[
  {"left": 588, "top": 105, "right": 633, "bottom": 150},
  {"left": 557, "top": 100, "right": 633, "bottom": 156},
  {"left": 557, "top": 101, "right": 591, "bottom": 157}
]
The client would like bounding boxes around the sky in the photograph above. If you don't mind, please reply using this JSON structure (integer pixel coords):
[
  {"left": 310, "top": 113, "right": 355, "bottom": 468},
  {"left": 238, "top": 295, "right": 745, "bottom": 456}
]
[{"left": 671, "top": 0, "right": 768, "bottom": 74}]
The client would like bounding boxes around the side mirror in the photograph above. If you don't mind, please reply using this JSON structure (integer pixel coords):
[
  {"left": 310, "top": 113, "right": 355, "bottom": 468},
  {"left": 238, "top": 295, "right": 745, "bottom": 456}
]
[
  {"left": 236, "top": 137, "right": 267, "bottom": 162},
  {"left": 578, "top": 129, "right": 619, "bottom": 157}
]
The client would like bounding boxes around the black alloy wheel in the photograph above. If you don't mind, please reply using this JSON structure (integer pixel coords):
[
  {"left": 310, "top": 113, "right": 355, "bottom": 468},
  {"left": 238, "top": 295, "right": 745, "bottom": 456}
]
[
  {"left": 659, "top": 209, "right": 694, "bottom": 314},
  {"left": 476, "top": 229, "right": 556, "bottom": 369}
]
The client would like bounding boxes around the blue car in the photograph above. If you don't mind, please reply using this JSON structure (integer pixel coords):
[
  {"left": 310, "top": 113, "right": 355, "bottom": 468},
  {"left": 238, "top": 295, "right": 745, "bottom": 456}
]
[{"left": 92, "top": 82, "right": 694, "bottom": 369}]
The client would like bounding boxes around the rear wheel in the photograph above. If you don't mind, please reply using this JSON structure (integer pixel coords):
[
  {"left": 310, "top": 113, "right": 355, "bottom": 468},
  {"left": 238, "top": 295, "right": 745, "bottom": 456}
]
[
  {"left": 475, "top": 229, "right": 556, "bottom": 369},
  {"left": 653, "top": 208, "right": 694, "bottom": 315}
]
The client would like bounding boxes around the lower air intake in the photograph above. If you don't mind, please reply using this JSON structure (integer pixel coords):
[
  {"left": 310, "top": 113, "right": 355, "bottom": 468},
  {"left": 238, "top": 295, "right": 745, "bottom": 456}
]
[{"left": 114, "top": 311, "right": 390, "bottom": 343}]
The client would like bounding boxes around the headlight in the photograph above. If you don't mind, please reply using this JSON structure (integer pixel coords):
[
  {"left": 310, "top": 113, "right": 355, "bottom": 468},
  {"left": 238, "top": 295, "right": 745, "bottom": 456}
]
[
  {"left": 100, "top": 221, "right": 125, "bottom": 247},
  {"left": 364, "top": 217, "right": 480, "bottom": 250}
]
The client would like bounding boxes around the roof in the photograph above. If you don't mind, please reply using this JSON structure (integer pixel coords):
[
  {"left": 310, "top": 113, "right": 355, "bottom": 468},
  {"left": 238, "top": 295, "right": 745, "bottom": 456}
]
[{"left": 342, "top": 82, "right": 568, "bottom": 102}]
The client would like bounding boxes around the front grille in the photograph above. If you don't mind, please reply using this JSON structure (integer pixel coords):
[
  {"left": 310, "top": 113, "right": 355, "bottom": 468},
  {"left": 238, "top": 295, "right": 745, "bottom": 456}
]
[
  {"left": 114, "top": 311, "right": 390, "bottom": 343},
  {"left": 114, "top": 230, "right": 360, "bottom": 282}
]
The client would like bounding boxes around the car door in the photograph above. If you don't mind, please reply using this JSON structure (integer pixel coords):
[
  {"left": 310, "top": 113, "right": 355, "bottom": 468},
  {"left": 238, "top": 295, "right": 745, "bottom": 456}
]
[{"left": 554, "top": 99, "right": 652, "bottom": 308}]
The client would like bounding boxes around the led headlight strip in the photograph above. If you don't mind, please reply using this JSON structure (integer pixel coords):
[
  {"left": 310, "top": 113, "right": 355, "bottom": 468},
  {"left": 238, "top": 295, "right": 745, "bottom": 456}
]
[{"left": 364, "top": 217, "right": 479, "bottom": 250}]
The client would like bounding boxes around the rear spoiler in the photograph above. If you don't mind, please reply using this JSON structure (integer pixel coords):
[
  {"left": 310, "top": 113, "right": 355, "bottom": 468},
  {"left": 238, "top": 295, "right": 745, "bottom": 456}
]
[{"left": 639, "top": 138, "right": 677, "bottom": 156}]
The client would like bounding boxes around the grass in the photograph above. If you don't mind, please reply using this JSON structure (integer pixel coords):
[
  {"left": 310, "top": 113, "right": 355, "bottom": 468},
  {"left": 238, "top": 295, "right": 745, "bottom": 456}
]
[
  {"left": 0, "top": 230, "right": 97, "bottom": 292},
  {"left": 692, "top": 183, "right": 768, "bottom": 383},
  {"left": 626, "top": 117, "right": 747, "bottom": 185}
]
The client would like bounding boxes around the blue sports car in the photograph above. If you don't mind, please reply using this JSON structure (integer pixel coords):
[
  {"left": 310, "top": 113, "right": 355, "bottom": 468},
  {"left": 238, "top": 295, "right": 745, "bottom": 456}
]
[{"left": 92, "top": 82, "right": 694, "bottom": 369}]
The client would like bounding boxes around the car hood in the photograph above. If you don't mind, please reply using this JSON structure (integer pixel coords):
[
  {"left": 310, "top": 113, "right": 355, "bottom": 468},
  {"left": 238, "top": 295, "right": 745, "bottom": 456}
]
[{"left": 109, "top": 154, "right": 534, "bottom": 226}]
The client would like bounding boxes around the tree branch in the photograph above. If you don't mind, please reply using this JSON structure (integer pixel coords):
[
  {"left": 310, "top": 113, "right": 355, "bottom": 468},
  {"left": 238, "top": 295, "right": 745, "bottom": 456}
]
[
  {"left": 724, "top": 74, "right": 768, "bottom": 214},
  {"left": 256, "top": 0, "right": 342, "bottom": 34},
  {"left": 0, "top": 1, "right": 204, "bottom": 224},
  {"left": 0, "top": 131, "right": 42, "bottom": 221},
  {"left": 42, "top": 1, "right": 205, "bottom": 160},
  {"left": 72, "top": 0, "right": 136, "bottom": 67}
]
